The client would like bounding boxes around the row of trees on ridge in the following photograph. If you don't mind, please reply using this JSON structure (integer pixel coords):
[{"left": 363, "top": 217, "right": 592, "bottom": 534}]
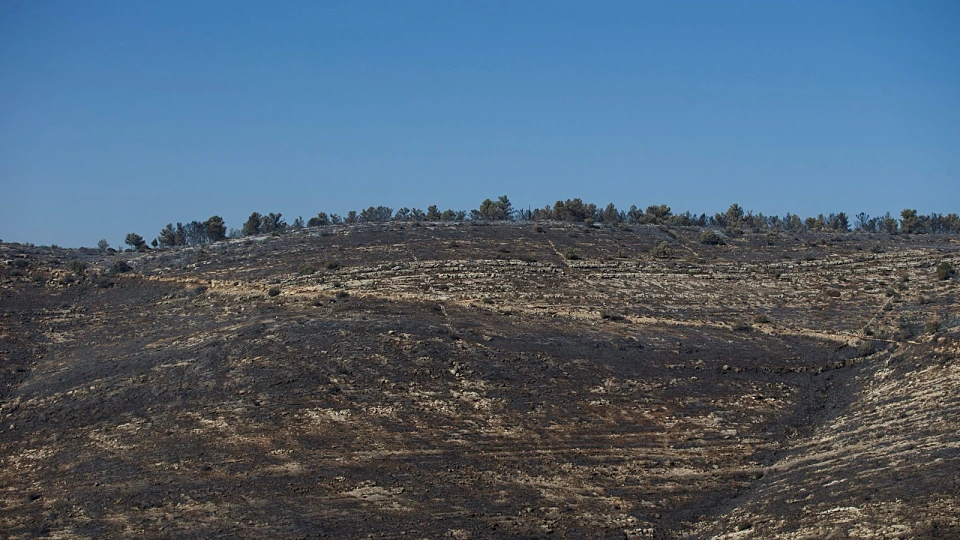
[{"left": 115, "top": 196, "right": 960, "bottom": 251}]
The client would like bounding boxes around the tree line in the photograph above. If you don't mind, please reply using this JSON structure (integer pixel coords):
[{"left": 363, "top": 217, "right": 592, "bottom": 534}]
[{"left": 113, "top": 196, "right": 960, "bottom": 251}]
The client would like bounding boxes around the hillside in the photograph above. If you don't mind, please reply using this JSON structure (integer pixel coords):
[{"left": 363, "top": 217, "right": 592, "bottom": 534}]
[{"left": 1, "top": 222, "right": 958, "bottom": 538}]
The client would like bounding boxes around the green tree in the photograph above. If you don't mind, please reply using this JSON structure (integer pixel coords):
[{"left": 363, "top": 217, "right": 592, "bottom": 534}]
[
  {"left": 359, "top": 206, "right": 393, "bottom": 222},
  {"left": 881, "top": 212, "right": 899, "bottom": 235},
  {"left": 157, "top": 223, "right": 179, "bottom": 247},
  {"left": 124, "top": 233, "right": 146, "bottom": 250},
  {"left": 600, "top": 203, "right": 621, "bottom": 225},
  {"left": 900, "top": 209, "right": 922, "bottom": 234},
  {"left": 308, "top": 212, "right": 331, "bottom": 226},
  {"left": 97, "top": 238, "right": 110, "bottom": 252},
  {"left": 475, "top": 196, "right": 514, "bottom": 221},
  {"left": 205, "top": 216, "right": 227, "bottom": 242},
  {"left": 725, "top": 204, "right": 744, "bottom": 229},
  {"left": 242, "top": 212, "right": 263, "bottom": 236},
  {"left": 261, "top": 212, "right": 287, "bottom": 233}
]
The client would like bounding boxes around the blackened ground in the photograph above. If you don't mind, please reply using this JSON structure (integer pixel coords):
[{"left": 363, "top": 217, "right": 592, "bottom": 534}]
[{"left": 1, "top": 223, "right": 958, "bottom": 538}]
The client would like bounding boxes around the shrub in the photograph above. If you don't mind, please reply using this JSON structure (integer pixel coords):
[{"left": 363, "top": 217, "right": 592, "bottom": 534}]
[
  {"left": 335, "top": 291, "right": 350, "bottom": 299},
  {"left": 298, "top": 263, "right": 317, "bottom": 276},
  {"left": 93, "top": 276, "right": 114, "bottom": 288},
  {"left": 753, "top": 314, "right": 771, "bottom": 324},
  {"left": 68, "top": 260, "right": 88, "bottom": 276},
  {"left": 600, "top": 311, "right": 625, "bottom": 321},
  {"left": 925, "top": 319, "right": 941, "bottom": 334},
  {"left": 826, "top": 289, "right": 841, "bottom": 298},
  {"left": 110, "top": 260, "right": 131, "bottom": 274},
  {"left": 731, "top": 320, "right": 753, "bottom": 332},
  {"left": 652, "top": 241, "right": 673, "bottom": 259},
  {"left": 565, "top": 249, "right": 581, "bottom": 260},
  {"left": 937, "top": 262, "right": 954, "bottom": 280},
  {"left": 699, "top": 230, "right": 724, "bottom": 245},
  {"left": 268, "top": 286, "right": 281, "bottom": 297},
  {"left": 186, "top": 285, "right": 207, "bottom": 297},
  {"left": 324, "top": 260, "right": 342, "bottom": 270},
  {"left": 855, "top": 341, "right": 876, "bottom": 357}
]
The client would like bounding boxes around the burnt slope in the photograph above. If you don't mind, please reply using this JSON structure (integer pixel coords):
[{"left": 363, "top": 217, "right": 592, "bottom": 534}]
[{"left": 1, "top": 223, "right": 958, "bottom": 538}]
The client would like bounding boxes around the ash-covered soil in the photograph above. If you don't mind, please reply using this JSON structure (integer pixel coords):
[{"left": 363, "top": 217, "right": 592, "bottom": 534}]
[{"left": 1, "top": 222, "right": 958, "bottom": 538}]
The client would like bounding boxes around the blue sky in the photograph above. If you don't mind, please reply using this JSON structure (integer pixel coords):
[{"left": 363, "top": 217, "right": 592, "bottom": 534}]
[{"left": 1, "top": 1, "right": 958, "bottom": 247}]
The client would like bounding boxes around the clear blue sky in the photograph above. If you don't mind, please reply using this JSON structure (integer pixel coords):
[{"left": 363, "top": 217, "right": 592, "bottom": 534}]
[{"left": 1, "top": 1, "right": 957, "bottom": 247}]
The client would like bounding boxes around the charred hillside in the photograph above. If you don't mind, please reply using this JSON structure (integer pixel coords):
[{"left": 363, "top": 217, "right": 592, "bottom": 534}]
[{"left": 1, "top": 222, "right": 958, "bottom": 538}]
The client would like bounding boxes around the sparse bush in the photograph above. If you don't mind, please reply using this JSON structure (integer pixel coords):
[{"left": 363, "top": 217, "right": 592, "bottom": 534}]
[
  {"left": 937, "top": 262, "right": 954, "bottom": 280},
  {"left": 335, "top": 291, "right": 350, "bottom": 299},
  {"left": 97, "top": 239, "right": 110, "bottom": 252},
  {"left": 699, "top": 230, "right": 724, "bottom": 245},
  {"left": 826, "top": 289, "right": 841, "bottom": 298},
  {"left": 600, "top": 311, "right": 625, "bottom": 322},
  {"left": 93, "top": 275, "right": 114, "bottom": 288},
  {"left": 187, "top": 285, "right": 207, "bottom": 297},
  {"left": 855, "top": 341, "right": 876, "bottom": 357},
  {"left": 870, "top": 243, "right": 884, "bottom": 254},
  {"left": 895, "top": 318, "right": 916, "bottom": 340},
  {"left": 753, "top": 314, "right": 771, "bottom": 324},
  {"left": 651, "top": 241, "right": 673, "bottom": 259},
  {"left": 565, "top": 249, "right": 580, "bottom": 260},
  {"left": 298, "top": 263, "right": 317, "bottom": 276},
  {"left": 268, "top": 286, "right": 281, "bottom": 297},
  {"left": 925, "top": 319, "right": 941, "bottom": 334},
  {"left": 731, "top": 320, "right": 753, "bottom": 332},
  {"left": 68, "top": 260, "right": 87, "bottom": 276},
  {"left": 110, "top": 260, "right": 131, "bottom": 274},
  {"left": 324, "top": 260, "right": 342, "bottom": 271},
  {"left": 533, "top": 224, "right": 545, "bottom": 233}
]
